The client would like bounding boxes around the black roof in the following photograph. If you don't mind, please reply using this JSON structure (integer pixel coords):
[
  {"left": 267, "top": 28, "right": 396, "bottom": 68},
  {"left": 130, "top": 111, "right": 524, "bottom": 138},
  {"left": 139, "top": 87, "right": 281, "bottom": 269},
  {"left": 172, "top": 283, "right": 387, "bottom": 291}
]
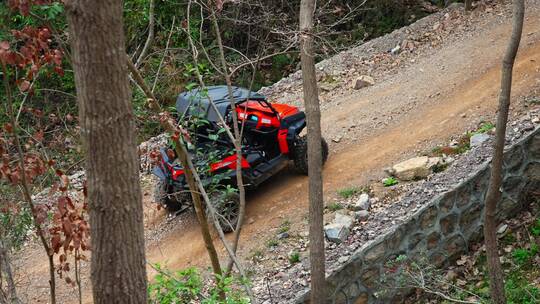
[{"left": 176, "top": 86, "right": 266, "bottom": 122}]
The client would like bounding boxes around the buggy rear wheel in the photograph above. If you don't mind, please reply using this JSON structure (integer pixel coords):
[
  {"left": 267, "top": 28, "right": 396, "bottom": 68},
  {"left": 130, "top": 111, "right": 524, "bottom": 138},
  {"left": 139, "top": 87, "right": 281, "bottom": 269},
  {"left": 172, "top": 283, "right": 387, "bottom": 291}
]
[
  {"left": 291, "top": 135, "right": 329, "bottom": 175},
  {"left": 206, "top": 192, "right": 240, "bottom": 233},
  {"left": 154, "top": 180, "right": 190, "bottom": 212}
]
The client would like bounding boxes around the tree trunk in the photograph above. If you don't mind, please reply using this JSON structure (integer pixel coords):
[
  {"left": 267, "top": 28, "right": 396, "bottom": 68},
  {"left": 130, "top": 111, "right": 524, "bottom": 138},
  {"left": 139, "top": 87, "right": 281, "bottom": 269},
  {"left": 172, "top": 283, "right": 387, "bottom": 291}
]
[
  {"left": 483, "top": 1, "right": 524, "bottom": 303},
  {"left": 208, "top": 8, "right": 248, "bottom": 276},
  {"left": 169, "top": 134, "right": 226, "bottom": 301},
  {"left": 0, "top": 240, "right": 21, "bottom": 304},
  {"left": 126, "top": 58, "right": 226, "bottom": 300},
  {"left": 465, "top": 0, "right": 473, "bottom": 11},
  {"left": 65, "top": 1, "right": 148, "bottom": 303},
  {"left": 299, "top": 0, "right": 326, "bottom": 303},
  {"left": 2, "top": 63, "right": 56, "bottom": 304}
]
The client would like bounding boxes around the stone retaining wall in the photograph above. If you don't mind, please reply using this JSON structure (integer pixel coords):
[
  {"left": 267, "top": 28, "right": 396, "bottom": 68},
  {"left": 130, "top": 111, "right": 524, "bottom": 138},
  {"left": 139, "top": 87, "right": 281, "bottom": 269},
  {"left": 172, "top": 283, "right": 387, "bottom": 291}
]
[{"left": 296, "top": 127, "right": 540, "bottom": 304}]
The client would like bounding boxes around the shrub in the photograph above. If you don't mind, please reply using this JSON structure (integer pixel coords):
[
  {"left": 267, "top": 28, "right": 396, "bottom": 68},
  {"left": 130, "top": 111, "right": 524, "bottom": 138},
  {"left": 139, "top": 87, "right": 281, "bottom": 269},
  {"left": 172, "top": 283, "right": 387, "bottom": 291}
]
[
  {"left": 266, "top": 238, "right": 278, "bottom": 248},
  {"left": 278, "top": 219, "right": 291, "bottom": 233},
  {"left": 148, "top": 265, "right": 250, "bottom": 304},
  {"left": 337, "top": 186, "right": 362, "bottom": 199},
  {"left": 327, "top": 202, "right": 343, "bottom": 212},
  {"left": 382, "top": 177, "right": 398, "bottom": 187},
  {"left": 288, "top": 251, "right": 300, "bottom": 264}
]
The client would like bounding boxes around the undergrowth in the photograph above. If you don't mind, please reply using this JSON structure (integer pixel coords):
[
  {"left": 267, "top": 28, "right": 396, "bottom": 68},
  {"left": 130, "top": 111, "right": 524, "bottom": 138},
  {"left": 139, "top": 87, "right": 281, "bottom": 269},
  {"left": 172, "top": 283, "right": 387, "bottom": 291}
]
[
  {"left": 148, "top": 265, "right": 250, "bottom": 304},
  {"left": 389, "top": 205, "right": 540, "bottom": 304},
  {"left": 431, "top": 121, "right": 495, "bottom": 157}
]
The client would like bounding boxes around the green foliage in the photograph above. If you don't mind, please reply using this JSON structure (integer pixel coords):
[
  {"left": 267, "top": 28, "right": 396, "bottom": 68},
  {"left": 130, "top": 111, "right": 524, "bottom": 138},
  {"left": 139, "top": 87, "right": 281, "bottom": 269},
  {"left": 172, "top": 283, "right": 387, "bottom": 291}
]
[
  {"left": 512, "top": 244, "right": 539, "bottom": 265},
  {"left": 36, "top": 2, "right": 64, "bottom": 20},
  {"left": 272, "top": 54, "right": 292, "bottom": 69},
  {"left": 358, "top": 0, "right": 428, "bottom": 38},
  {"left": 249, "top": 250, "right": 263, "bottom": 262},
  {"left": 266, "top": 238, "right": 278, "bottom": 248},
  {"left": 524, "top": 96, "right": 540, "bottom": 105},
  {"left": 148, "top": 264, "right": 250, "bottom": 304},
  {"left": 278, "top": 219, "right": 291, "bottom": 234},
  {"left": 431, "top": 122, "right": 495, "bottom": 158},
  {"left": 288, "top": 251, "right": 300, "bottom": 264},
  {"left": 432, "top": 162, "right": 448, "bottom": 173},
  {"left": 327, "top": 202, "right": 343, "bottom": 212},
  {"left": 505, "top": 272, "right": 540, "bottom": 304},
  {"left": 337, "top": 186, "right": 363, "bottom": 199},
  {"left": 530, "top": 218, "right": 540, "bottom": 236},
  {"left": 473, "top": 122, "right": 495, "bottom": 135},
  {"left": 0, "top": 202, "right": 33, "bottom": 250},
  {"left": 431, "top": 135, "right": 471, "bottom": 157},
  {"left": 382, "top": 177, "right": 398, "bottom": 187}
]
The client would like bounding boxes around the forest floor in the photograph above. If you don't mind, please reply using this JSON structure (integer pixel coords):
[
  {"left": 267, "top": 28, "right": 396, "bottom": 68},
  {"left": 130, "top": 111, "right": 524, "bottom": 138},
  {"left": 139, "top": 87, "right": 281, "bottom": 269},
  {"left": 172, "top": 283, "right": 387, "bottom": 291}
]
[{"left": 11, "top": 0, "right": 540, "bottom": 303}]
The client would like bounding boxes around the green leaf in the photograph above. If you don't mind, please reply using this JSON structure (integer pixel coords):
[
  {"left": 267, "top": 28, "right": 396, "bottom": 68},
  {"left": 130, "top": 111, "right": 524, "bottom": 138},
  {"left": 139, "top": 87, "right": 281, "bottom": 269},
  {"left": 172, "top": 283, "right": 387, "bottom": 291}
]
[{"left": 185, "top": 82, "right": 197, "bottom": 91}]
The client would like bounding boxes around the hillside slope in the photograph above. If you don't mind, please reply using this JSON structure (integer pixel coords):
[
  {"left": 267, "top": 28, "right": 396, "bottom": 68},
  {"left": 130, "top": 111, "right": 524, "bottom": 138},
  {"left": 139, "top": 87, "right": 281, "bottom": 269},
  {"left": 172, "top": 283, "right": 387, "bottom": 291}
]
[{"left": 13, "top": 1, "right": 540, "bottom": 303}]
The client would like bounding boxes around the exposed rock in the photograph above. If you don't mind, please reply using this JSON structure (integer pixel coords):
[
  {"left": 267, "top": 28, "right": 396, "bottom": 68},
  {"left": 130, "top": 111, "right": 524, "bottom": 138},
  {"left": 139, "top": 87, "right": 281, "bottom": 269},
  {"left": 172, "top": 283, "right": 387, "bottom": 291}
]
[
  {"left": 497, "top": 224, "right": 508, "bottom": 234},
  {"left": 391, "top": 45, "right": 401, "bottom": 54},
  {"left": 338, "top": 256, "right": 349, "bottom": 264},
  {"left": 392, "top": 156, "right": 441, "bottom": 181},
  {"left": 319, "top": 82, "right": 340, "bottom": 92},
  {"left": 351, "top": 193, "right": 371, "bottom": 211},
  {"left": 470, "top": 133, "right": 490, "bottom": 147},
  {"left": 384, "top": 167, "right": 396, "bottom": 176},
  {"left": 426, "top": 157, "right": 442, "bottom": 169},
  {"left": 324, "top": 223, "right": 350, "bottom": 244},
  {"left": 355, "top": 210, "right": 370, "bottom": 221},
  {"left": 351, "top": 75, "right": 375, "bottom": 90},
  {"left": 323, "top": 211, "right": 337, "bottom": 225},
  {"left": 443, "top": 156, "right": 455, "bottom": 165},
  {"left": 278, "top": 232, "right": 290, "bottom": 239},
  {"left": 334, "top": 213, "right": 354, "bottom": 229}
]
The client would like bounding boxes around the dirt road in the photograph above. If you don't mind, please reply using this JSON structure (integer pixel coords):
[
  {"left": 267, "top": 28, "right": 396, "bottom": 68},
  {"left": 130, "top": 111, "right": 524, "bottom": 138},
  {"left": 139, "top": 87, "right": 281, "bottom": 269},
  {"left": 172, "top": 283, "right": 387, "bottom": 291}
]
[
  {"left": 145, "top": 5, "right": 540, "bottom": 273},
  {"left": 14, "top": 2, "right": 540, "bottom": 303}
]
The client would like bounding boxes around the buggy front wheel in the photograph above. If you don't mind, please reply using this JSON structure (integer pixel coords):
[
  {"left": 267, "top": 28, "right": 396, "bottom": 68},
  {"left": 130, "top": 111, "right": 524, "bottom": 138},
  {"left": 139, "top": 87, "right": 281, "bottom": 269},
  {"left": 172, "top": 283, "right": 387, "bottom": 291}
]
[
  {"left": 206, "top": 192, "right": 240, "bottom": 233},
  {"left": 154, "top": 180, "right": 190, "bottom": 212},
  {"left": 291, "top": 135, "right": 329, "bottom": 175}
]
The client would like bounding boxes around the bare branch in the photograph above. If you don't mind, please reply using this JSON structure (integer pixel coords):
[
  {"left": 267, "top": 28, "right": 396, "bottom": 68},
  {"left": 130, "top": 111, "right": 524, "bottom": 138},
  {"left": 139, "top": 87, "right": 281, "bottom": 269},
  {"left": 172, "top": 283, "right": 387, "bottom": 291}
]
[
  {"left": 1, "top": 63, "right": 56, "bottom": 304},
  {"left": 135, "top": 0, "right": 156, "bottom": 68},
  {"left": 152, "top": 16, "right": 176, "bottom": 93}
]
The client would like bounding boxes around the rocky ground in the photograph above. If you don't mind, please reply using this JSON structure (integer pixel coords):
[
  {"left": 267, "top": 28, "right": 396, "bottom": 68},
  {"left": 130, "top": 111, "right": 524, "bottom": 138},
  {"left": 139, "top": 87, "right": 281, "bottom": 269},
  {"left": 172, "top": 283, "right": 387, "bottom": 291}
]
[{"left": 248, "top": 105, "right": 540, "bottom": 303}]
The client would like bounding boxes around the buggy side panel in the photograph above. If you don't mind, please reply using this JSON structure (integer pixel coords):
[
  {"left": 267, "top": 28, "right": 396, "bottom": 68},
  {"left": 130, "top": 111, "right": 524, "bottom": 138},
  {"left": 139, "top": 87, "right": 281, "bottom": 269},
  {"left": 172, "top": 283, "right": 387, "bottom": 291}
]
[
  {"left": 210, "top": 154, "right": 250, "bottom": 172},
  {"left": 278, "top": 129, "right": 289, "bottom": 153},
  {"left": 279, "top": 112, "right": 306, "bottom": 155}
]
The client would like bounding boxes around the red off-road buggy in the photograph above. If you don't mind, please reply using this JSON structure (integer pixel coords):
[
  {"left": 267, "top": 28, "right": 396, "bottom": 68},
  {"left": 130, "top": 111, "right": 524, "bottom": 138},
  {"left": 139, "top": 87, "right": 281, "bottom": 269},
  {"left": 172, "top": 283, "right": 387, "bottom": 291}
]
[{"left": 153, "top": 86, "right": 328, "bottom": 231}]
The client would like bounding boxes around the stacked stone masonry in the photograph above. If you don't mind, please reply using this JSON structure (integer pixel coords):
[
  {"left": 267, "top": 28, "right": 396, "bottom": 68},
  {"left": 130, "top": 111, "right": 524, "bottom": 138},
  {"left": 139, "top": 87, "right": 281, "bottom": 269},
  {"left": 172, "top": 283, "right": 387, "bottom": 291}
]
[{"left": 296, "top": 127, "right": 540, "bottom": 304}]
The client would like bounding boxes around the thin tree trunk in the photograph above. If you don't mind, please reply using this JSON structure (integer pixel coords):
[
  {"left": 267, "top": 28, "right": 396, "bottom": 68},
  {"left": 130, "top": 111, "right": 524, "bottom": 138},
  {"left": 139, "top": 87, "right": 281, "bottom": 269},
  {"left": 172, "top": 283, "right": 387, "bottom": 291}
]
[
  {"left": 168, "top": 134, "right": 226, "bottom": 301},
  {"left": 126, "top": 57, "right": 226, "bottom": 300},
  {"left": 299, "top": 0, "right": 326, "bottom": 303},
  {"left": 2, "top": 63, "right": 56, "bottom": 304},
  {"left": 74, "top": 251, "right": 82, "bottom": 304},
  {"left": 465, "top": 0, "right": 473, "bottom": 11},
  {"left": 208, "top": 7, "right": 248, "bottom": 275},
  {"left": 0, "top": 240, "right": 21, "bottom": 304},
  {"left": 135, "top": 0, "right": 155, "bottom": 68},
  {"left": 483, "top": 1, "right": 524, "bottom": 303},
  {"left": 65, "top": 1, "right": 148, "bottom": 303}
]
